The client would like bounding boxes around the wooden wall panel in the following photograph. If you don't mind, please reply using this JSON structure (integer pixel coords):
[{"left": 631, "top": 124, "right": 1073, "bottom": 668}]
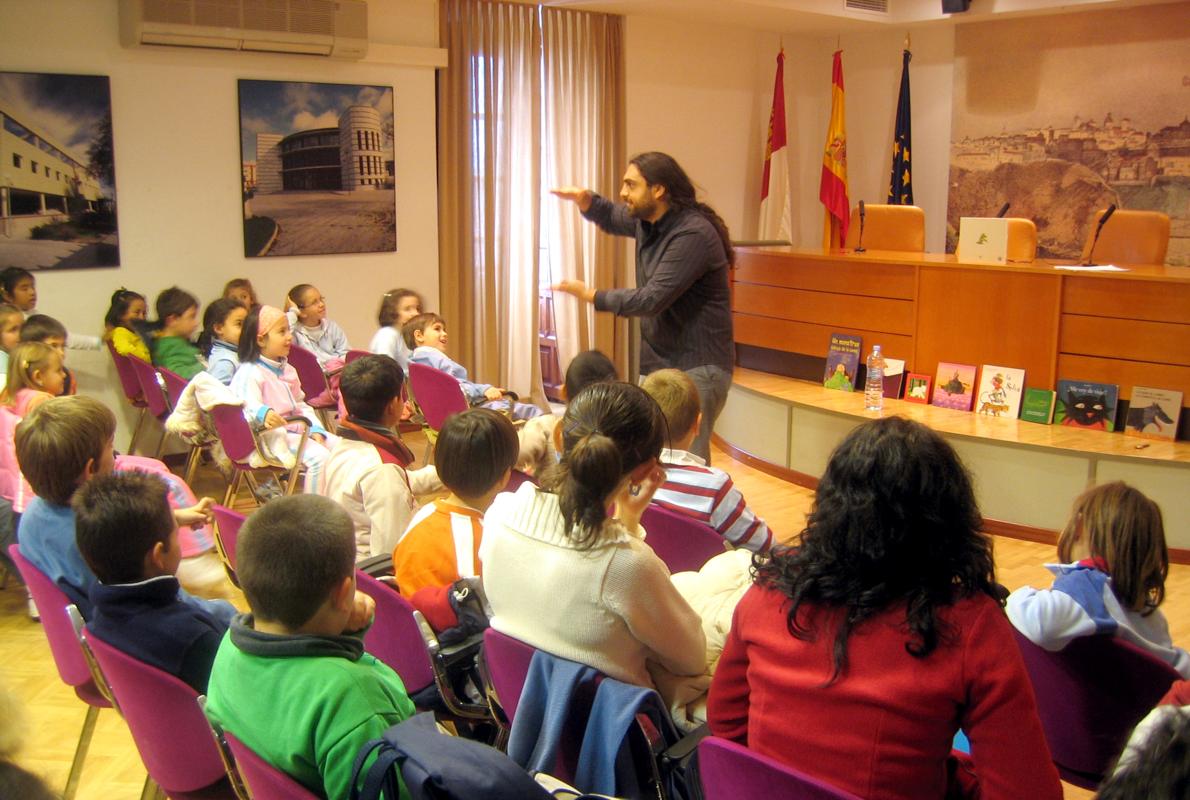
[
  {"left": 1060, "top": 314, "right": 1190, "bottom": 366},
  {"left": 916, "top": 267, "right": 1062, "bottom": 388},
  {"left": 1062, "top": 277, "right": 1190, "bottom": 324},
  {"left": 732, "top": 284, "right": 915, "bottom": 335},
  {"left": 735, "top": 312, "right": 914, "bottom": 359},
  {"left": 734, "top": 251, "right": 916, "bottom": 298},
  {"left": 1056, "top": 353, "right": 1190, "bottom": 400}
]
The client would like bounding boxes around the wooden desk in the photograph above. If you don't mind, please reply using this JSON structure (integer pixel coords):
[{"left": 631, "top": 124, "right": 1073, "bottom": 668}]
[{"left": 733, "top": 248, "right": 1190, "bottom": 428}]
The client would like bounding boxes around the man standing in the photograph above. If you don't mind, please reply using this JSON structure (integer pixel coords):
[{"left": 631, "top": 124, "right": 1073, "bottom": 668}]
[{"left": 552, "top": 152, "right": 734, "bottom": 463}]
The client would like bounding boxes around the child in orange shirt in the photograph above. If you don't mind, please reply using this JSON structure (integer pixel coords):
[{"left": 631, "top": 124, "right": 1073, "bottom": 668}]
[{"left": 392, "top": 408, "right": 518, "bottom": 599}]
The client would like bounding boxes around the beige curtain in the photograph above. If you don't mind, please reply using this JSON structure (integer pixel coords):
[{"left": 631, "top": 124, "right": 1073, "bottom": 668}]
[
  {"left": 438, "top": 0, "right": 543, "bottom": 403},
  {"left": 540, "top": 8, "right": 629, "bottom": 377}
]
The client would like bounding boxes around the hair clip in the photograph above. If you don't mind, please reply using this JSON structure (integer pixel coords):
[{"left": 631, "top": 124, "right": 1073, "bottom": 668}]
[{"left": 629, "top": 483, "right": 642, "bottom": 496}]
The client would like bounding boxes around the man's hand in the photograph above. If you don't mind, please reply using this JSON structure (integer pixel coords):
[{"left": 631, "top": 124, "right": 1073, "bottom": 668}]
[
  {"left": 550, "top": 186, "right": 594, "bottom": 213},
  {"left": 553, "top": 280, "right": 597, "bottom": 304},
  {"left": 344, "top": 590, "right": 376, "bottom": 634},
  {"left": 263, "top": 410, "right": 287, "bottom": 429},
  {"left": 174, "top": 497, "right": 215, "bottom": 528},
  {"left": 484, "top": 387, "right": 505, "bottom": 401}
]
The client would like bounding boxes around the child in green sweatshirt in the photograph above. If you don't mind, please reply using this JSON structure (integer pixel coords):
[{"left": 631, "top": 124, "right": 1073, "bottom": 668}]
[{"left": 150, "top": 287, "right": 203, "bottom": 380}]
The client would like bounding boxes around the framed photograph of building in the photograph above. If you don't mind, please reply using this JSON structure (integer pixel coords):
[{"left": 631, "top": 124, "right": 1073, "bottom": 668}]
[
  {"left": 0, "top": 71, "right": 119, "bottom": 270},
  {"left": 238, "top": 79, "right": 395, "bottom": 258}
]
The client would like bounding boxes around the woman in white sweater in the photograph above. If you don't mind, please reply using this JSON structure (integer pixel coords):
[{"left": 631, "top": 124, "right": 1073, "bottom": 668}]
[{"left": 480, "top": 381, "right": 706, "bottom": 690}]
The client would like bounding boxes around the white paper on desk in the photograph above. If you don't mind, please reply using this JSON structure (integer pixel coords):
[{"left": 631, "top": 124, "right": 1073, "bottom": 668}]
[{"left": 1053, "top": 264, "right": 1129, "bottom": 272}]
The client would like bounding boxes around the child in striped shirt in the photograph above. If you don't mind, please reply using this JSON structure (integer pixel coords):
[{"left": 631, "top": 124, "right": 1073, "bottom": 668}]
[{"left": 642, "top": 369, "right": 773, "bottom": 553}]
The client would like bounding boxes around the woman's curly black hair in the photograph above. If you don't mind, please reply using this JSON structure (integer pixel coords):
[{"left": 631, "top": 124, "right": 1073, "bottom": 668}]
[{"left": 755, "top": 416, "right": 997, "bottom": 682}]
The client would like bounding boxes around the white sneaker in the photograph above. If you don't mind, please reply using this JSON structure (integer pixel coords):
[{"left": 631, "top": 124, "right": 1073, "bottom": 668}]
[{"left": 27, "top": 592, "right": 39, "bottom": 622}]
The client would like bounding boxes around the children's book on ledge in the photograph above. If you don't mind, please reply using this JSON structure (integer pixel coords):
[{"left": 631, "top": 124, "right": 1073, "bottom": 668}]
[
  {"left": 975, "top": 365, "right": 1025, "bottom": 419},
  {"left": 1054, "top": 379, "right": 1119, "bottom": 432},
  {"left": 1124, "top": 386, "right": 1183, "bottom": 441},
  {"left": 931, "top": 362, "right": 976, "bottom": 412},
  {"left": 882, "top": 357, "right": 906, "bottom": 399},
  {"left": 1019, "top": 388, "right": 1056, "bottom": 425},
  {"left": 904, "top": 373, "right": 932, "bottom": 404},
  {"left": 823, "top": 332, "right": 862, "bottom": 393}
]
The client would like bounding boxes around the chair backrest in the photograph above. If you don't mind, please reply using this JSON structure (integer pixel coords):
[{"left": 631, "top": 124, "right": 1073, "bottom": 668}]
[
  {"left": 223, "top": 729, "right": 321, "bottom": 800},
  {"left": 84, "top": 631, "right": 228, "bottom": 793},
  {"left": 106, "top": 341, "right": 145, "bottom": 406},
  {"left": 503, "top": 469, "right": 538, "bottom": 493},
  {"left": 408, "top": 362, "right": 469, "bottom": 431},
  {"left": 844, "top": 204, "right": 925, "bottom": 252},
  {"left": 208, "top": 403, "right": 258, "bottom": 464},
  {"left": 128, "top": 355, "right": 171, "bottom": 418},
  {"left": 286, "top": 344, "right": 330, "bottom": 400},
  {"left": 158, "top": 365, "right": 190, "bottom": 409},
  {"left": 482, "top": 627, "right": 537, "bottom": 724},
  {"left": 698, "top": 736, "right": 862, "bottom": 800},
  {"left": 211, "top": 505, "right": 246, "bottom": 572},
  {"left": 355, "top": 570, "right": 436, "bottom": 694},
  {"left": 1005, "top": 217, "right": 1038, "bottom": 262},
  {"left": 7, "top": 544, "right": 98, "bottom": 691},
  {"left": 1013, "top": 629, "right": 1180, "bottom": 784},
  {"left": 640, "top": 504, "right": 729, "bottom": 574},
  {"left": 345, "top": 348, "right": 371, "bottom": 364},
  {"left": 1081, "top": 209, "right": 1170, "bottom": 266}
]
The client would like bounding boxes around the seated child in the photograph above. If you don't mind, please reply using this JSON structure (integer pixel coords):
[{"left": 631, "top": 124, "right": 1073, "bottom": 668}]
[
  {"left": 394, "top": 407, "right": 518, "bottom": 599},
  {"left": 223, "top": 278, "right": 259, "bottom": 311},
  {"left": 198, "top": 298, "right": 248, "bottom": 385},
  {"left": 20, "top": 315, "right": 76, "bottom": 395},
  {"left": 149, "top": 287, "right": 204, "bottom": 380},
  {"left": 103, "top": 288, "right": 150, "bottom": 362},
  {"left": 404, "top": 313, "right": 544, "bottom": 421},
  {"left": 320, "top": 355, "right": 442, "bottom": 560},
  {"left": 1007, "top": 481, "right": 1189, "bottom": 677},
  {"left": 204, "top": 495, "right": 415, "bottom": 799},
  {"left": 1, "top": 266, "right": 101, "bottom": 350},
  {"left": 1, "top": 342, "right": 64, "bottom": 416},
  {"left": 0, "top": 303, "right": 23, "bottom": 392},
  {"left": 285, "top": 283, "right": 348, "bottom": 368},
  {"left": 642, "top": 369, "right": 773, "bottom": 553},
  {"left": 369, "top": 288, "right": 422, "bottom": 372},
  {"left": 230, "top": 306, "right": 336, "bottom": 494},
  {"left": 74, "top": 471, "right": 235, "bottom": 692},
  {"left": 15, "top": 396, "right": 219, "bottom": 618},
  {"left": 517, "top": 349, "right": 617, "bottom": 477}
]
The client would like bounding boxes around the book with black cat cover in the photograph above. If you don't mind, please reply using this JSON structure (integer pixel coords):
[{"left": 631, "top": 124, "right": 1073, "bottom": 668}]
[
  {"left": 1055, "top": 379, "right": 1119, "bottom": 431},
  {"left": 1020, "top": 388, "right": 1056, "bottom": 424},
  {"left": 823, "top": 332, "right": 863, "bottom": 393},
  {"left": 1125, "top": 386, "right": 1183, "bottom": 441}
]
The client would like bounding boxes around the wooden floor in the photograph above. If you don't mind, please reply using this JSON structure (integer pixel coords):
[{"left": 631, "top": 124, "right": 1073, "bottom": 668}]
[{"left": 3, "top": 432, "right": 1186, "bottom": 798}]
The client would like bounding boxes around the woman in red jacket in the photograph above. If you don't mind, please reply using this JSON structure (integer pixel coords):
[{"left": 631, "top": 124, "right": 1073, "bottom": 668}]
[{"left": 707, "top": 417, "right": 1061, "bottom": 800}]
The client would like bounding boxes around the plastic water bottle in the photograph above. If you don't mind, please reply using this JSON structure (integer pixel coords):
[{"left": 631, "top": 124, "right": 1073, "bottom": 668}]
[{"left": 865, "top": 345, "right": 885, "bottom": 412}]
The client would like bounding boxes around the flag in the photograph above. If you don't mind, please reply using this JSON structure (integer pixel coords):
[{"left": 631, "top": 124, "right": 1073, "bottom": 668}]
[
  {"left": 760, "top": 49, "right": 793, "bottom": 242},
  {"left": 888, "top": 48, "right": 913, "bottom": 204},
  {"left": 820, "top": 50, "right": 849, "bottom": 250}
]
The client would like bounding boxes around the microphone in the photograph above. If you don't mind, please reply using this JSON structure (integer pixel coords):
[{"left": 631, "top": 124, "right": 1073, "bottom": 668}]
[
  {"left": 855, "top": 200, "right": 866, "bottom": 253},
  {"left": 1083, "top": 204, "right": 1117, "bottom": 266},
  {"left": 996, "top": 202, "right": 1010, "bottom": 218}
]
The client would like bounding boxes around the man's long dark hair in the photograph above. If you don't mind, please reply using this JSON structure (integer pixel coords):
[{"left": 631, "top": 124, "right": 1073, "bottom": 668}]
[
  {"left": 630, "top": 152, "right": 734, "bottom": 266},
  {"left": 755, "top": 417, "right": 997, "bottom": 682}
]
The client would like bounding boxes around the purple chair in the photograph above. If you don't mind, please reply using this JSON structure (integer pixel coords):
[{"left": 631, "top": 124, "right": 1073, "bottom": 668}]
[
  {"left": 128, "top": 355, "right": 173, "bottom": 457},
  {"left": 223, "top": 729, "right": 320, "bottom": 800},
  {"left": 8, "top": 545, "right": 113, "bottom": 800},
  {"left": 503, "top": 468, "right": 538, "bottom": 493},
  {"left": 1012, "top": 629, "right": 1180, "bottom": 788},
  {"left": 83, "top": 631, "right": 236, "bottom": 798},
  {"left": 286, "top": 343, "right": 339, "bottom": 428},
  {"left": 346, "top": 348, "right": 371, "bottom": 364},
  {"left": 407, "top": 362, "right": 470, "bottom": 464},
  {"left": 157, "top": 365, "right": 210, "bottom": 484},
  {"left": 641, "top": 504, "right": 729, "bottom": 574},
  {"left": 211, "top": 505, "right": 246, "bottom": 585},
  {"left": 698, "top": 736, "right": 862, "bottom": 800},
  {"left": 480, "top": 627, "right": 537, "bottom": 727},
  {"left": 106, "top": 342, "right": 149, "bottom": 453},
  {"left": 354, "top": 570, "right": 491, "bottom": 720},
  {"left": 208, "top": 403, "right": 309, "bottom": 507}
]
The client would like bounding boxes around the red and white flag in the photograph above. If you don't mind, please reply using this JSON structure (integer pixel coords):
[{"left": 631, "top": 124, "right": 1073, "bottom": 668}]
[{"left": 760, "top": 49, "right": 793, "bottom": 242}]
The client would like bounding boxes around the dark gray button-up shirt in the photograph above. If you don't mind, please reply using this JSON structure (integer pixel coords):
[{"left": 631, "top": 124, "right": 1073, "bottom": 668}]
[{"left": 584, "top": 195, "right": 734, "bottom": 374}]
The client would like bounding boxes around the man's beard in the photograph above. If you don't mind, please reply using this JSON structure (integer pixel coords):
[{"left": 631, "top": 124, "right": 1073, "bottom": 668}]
[{"left": 627, "top": 196, "right": 657, "bottom": 220}]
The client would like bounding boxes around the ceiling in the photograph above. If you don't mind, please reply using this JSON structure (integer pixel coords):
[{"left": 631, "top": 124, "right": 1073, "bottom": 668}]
[{"left": 537, "top": 0, "right": 1186, "bottom": 36}]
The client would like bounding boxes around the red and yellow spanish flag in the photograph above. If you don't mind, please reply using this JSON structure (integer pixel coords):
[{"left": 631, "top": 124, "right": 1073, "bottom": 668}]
[{"left": 819, "top": 50, "right": 850, "bottom": 250}]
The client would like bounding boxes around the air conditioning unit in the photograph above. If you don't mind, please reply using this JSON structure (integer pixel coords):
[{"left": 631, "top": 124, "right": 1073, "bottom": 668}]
[{"left": 118, "top": 0, "right": 368, "bottom": 59}]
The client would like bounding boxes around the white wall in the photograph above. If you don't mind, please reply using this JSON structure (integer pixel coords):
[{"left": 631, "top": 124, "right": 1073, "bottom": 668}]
[{"left": 0, "top": 0, "right": 441, "bottom": 443}]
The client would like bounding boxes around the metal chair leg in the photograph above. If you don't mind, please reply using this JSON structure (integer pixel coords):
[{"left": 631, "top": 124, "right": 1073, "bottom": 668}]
[
  {"left": 139, "top": 775, "right": 164, "bottom": 800},
  {"left": 183, "top": 445, "right": 202, "bottom": 486},
  {"left": 64, "top": 704, "right": 100, "bottom": 800},
  {"left": 127, "top": 407, "right": 147, "bottom": 455},
  {"left": 222, "top": 472, "right": 242, "bottom": 508}
]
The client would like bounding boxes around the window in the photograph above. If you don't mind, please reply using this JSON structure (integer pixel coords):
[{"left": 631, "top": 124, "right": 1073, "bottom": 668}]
[
  {"left": 11, "top": 154, "right": 20, "bottom": 168},
  {"left": 44, "top": 166, "right": 50, "bottom": 177},
  {"left": 30, "top": 160, "right": 38, "bottom": 173}
]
